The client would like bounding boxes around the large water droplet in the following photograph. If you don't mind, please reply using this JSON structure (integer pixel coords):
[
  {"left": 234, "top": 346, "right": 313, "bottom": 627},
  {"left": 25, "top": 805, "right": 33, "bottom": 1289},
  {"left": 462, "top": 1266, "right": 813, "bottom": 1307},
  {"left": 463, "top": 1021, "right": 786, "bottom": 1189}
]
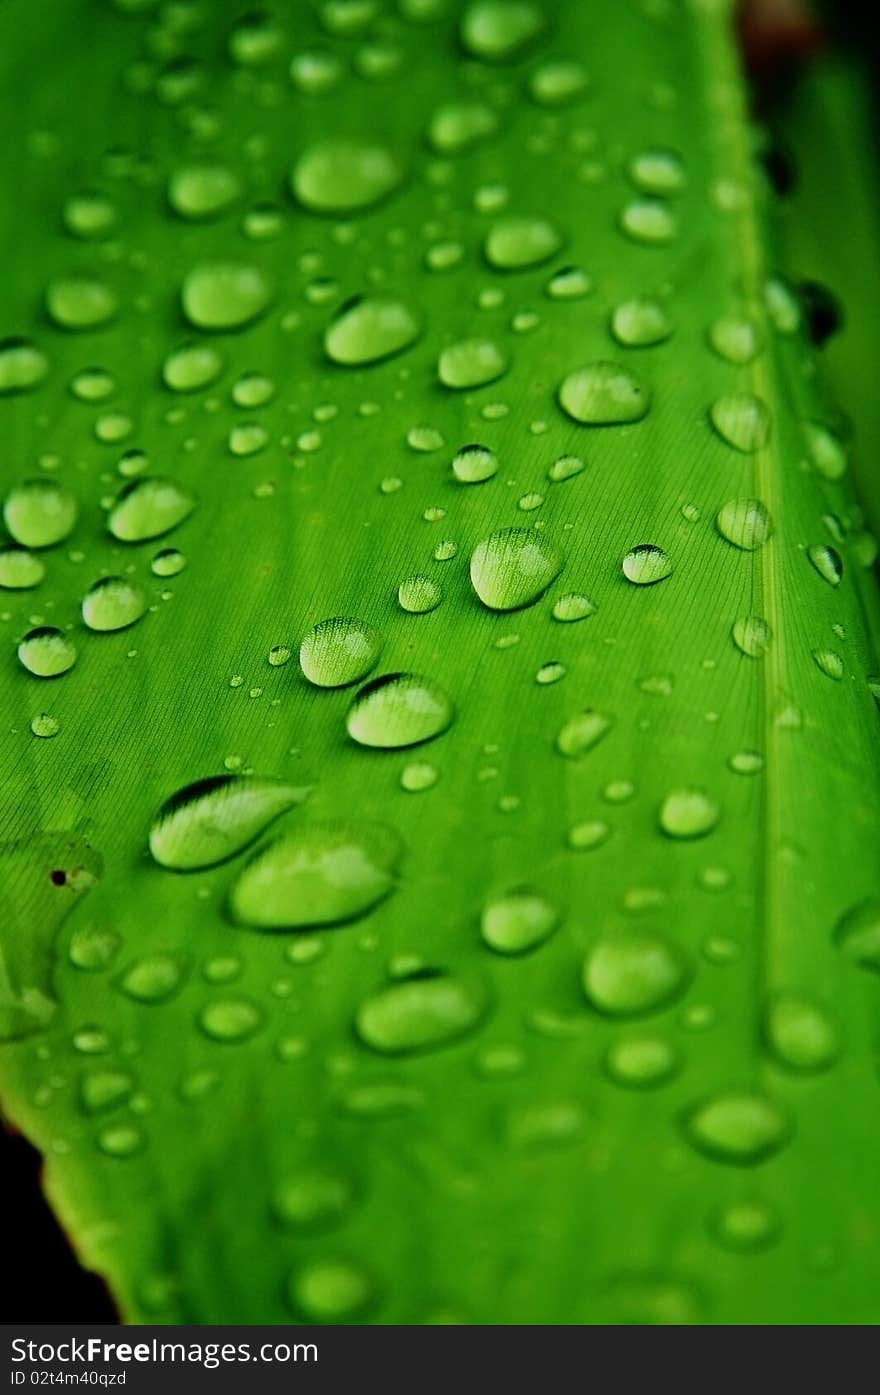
[
  {"left": 81, "top": 576, "right": 147, "bottom": 632},
  {"left": 621, "top": 543, "right": 671, "bottom": 585},
  {"left": 460, "top": 1, "right": 544, "bottom": 61},
  {"left": 199, "top": 997, "right": 263, "bottom": 1042},
  {"left": 484, "top": 217, "right": 562, "bottom": 271},
  {"left": 627, "top": 148, "right": 685, "bottom": 194},
  {"left": 709, "top": 315, "right": 762, "bottom": 365},
  {"left": 291, "top": 140, "right": 402, "bottom": 214},
  {"left": 763, "top": 994, "right": 839, "bottom": 1072},
  {"left": 710, "top": 393, "right": 771, "bottom": 453},
  {"left": 732, "top": 615, "right": 771, "bottom": 658},
  {"left": 62, "top": 191, "right": 117, "bottom": 240},
  {"left": 46, "top": 276, "right": 117, "bottom": 330},
  {"left": 619, "top": 198, "right": 676, "bottom": 244},
  {"left": 168, "top": 164, "right": 241, "bottom": 220},
  {"left": 181, "top": 262, "right": 274, "bottom": 330},
  {"left": 119, "top": 954, "right": 184, "bottom": 1003},
  {"left": 716, "top": 498, "right": 773, "bottom": 551},
  {"left": 611, "top": 299, "right": 673, "bottom": 347},
  {"left": 107, "top": 477, "right": 195, "bottom": 543},
  {"left": 4, "top": 479, "right": 77, "bottom": 548},
  {"left": 583, "top": 932, "right": 689, "bottom": 1016},
  {"left": 17, "top": 627, "right": 77, "bottom": 678},
  {"left": 470, "top": 527, "right": 562, "bottom": 610},
  {"left": 558, "top": 362, "right": 649, "bottom": 425},
  {"left": 427, "top": 103, "right": 499, "bottom": 154},
  {"left": 658, "top": 788, "right": 719, "bottom": 839},
  {"left": 346, "top": 673, "right": 453, "bottom": 748},
  {"left": 162, "top": 342, "right": 224, "bottom": 393},
  {"left": 834, "top": 898, "right": 880, "bottom": 971},
  {"left": 230, "top": 822, "right": 401, "bottom": 929},
  {"left": 0, "top": 337, "right": 49, "bottom": 394},
  {"left": 299, "top": 616, "right": 381, "bottom": 688},
  {"left": 556, "top": 709, "right": 613, "bottom": 758},
  {"left": 684, "top": 1091, "right": 790, "bottom": 1165},
  {"left": 481, "top": 890, "right": 559, "bottom": 955},
  {"left": 356, "top": 973, "right": 487, "bottom": 1053},
  {"left": 438, "top": 337, "right": 509, "bottom": 389},
  {"left": 324, "top": 296, "right": 420, "bottom": 366},
  {"left": 149, "top": 775, "right": 310, "bottom": 871},
  {"left": 0, "top": 544, "right": 45, "bottom": 590}
]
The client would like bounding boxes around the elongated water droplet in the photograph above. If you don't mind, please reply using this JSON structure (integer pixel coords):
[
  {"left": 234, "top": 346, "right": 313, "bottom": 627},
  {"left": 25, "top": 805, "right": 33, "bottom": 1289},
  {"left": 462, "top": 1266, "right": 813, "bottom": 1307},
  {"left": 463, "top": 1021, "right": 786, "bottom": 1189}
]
[
  {"left": 628, "top": 148, "right": 685, "bottom": 194},
  {"left": 4, "top": 479, "right": 77, "bottom": 548},
  {"left": 81, "top": 576, "right": 147, "bottom": 632},
  {"left": 162, "top": 343, "right": 224, "bottom": 393},
  {"left": 481, "top": 890, "right": 558, "bottom": 955},
  {"left": 716, "top": 498, "right": 773, "bottom": 551},
  {"left": 63, "top": 190, "right": 117, "bottom": 239},
  {"left": 622, "top": 543, "right": 671, "bottom": 585},
  {"left": 291, "top": 139, "right": 402, "bottom": 214},
  {"left": 397, "top": 575, "right": 442, "bottom": 613},
  {"left": 46, "top": 276, "right": 117, "bottom": 330},
  {"left": 470, "top": 527, "right": 562, "bottom": 610},
  {"left": 732, "top": 614, "right": 770, "bottom": 658},
  {"left": 399, "top": 760, "right": 438, "bottom": 792},
  {"left": 97, "top": 1124, "right": 145, "bottom": 1158},
  {"left": 556, "top": 709, "right": 613, "bottom": 758},
  {"left": 484, "top": 217, "right": 562, "bottom": 271},
  {"left": 583, "top": 932, "right": 689, "bottom": 1016},
  {"left": 299, "top": 617, "right": 381, "bottom": 688},
  {"left": 807, "top": 544, "right": 843, "bottom": 587},
  {"left": 685, "top": 1091, "right": 791, "bottom": 1165},
  {"left": 199, "top": 997, "right": 263, "bottom": 1042},
  {"left": 709, "top": 315, "right": 762, "bottom": 364},
  {"left": 559, "top": 362, "right": 649, "bottom": 425},
  {"left": 107, "top": 477, "right": 195, "bottom": 543},
  {"left": 149, "top": 775, "right": 311, "bottom": 871},
  {"left": 230, "top": 822, "right": 401, "bottom": 929},
  {"left": 0, "top": 545, "right": 45, "bottom": 590},
  {"left": 803, "top": 421, "right": 847, "bottom": 480},
  {"left": 346, "top": 673, "right": 453, "bottom": 748},
  {"left": 119, "top": 954, "right": 184, "bottom": 1003},
  {"left": 604, "top": 1035, "right": 679, "bottom": 1088},
  {"left": 427, "top": 103, "right": 499, "bottom": 154},
  {"left": 812, "top": 648, "right": 843, "bottom": 680},
  {"left": 438, "top": 337, "right": 508, "bottom": 389},
  {"left": 710, "top": 393, "right": 771, "bottom": 453},
  {"left": 0, "top": 337, "right": 49, "bottom": 394},
  {"left": 552, "top": 592, "right": 595, "bottom": 622},
  {"left": 325, "top": 296, "right": 420, "bottom": 366},
  {"left": 81, "top": 1069, "right": 133, "bottom": 1114},
  {"left": 764, "top": 994, "right": 839, "bottom": 1072},
  {"left": 834, "top": 898, "right": 880, "bottom": 971},
  {"left": 528, "top": 59, "right": 588, "bottom": 105},
  {"left": 619, "top": 198, "right": 676, "bottom": 244},
  {"left": 460, "top": 1, "right": 544, "bottom": 61},
  {"left": 764, "top": 275, "right": 801, "bottom": 333},
  {"left": 711, "top": 1199, "right": 781, "bottom": 1252},
  {"left": 611, "top": 299, "right": 673, "bottom": 347},
  {"left": 17, "top": 627, "right": 77, "bottom": 678},
  {"left": 356, "top": 973, "right": 487, "bottom": 1053},
  {"left": 547, "top": 454, "right": 585, "bottom": 483},
  {"left": 168, "top": 164, "right": 241, "bottom": 220},
  {"left": 181, "top": 261, "right": 274, "bottom": 330},
  {"left": 273, "top": 1169, "right": 353, "bottom": 1229}
]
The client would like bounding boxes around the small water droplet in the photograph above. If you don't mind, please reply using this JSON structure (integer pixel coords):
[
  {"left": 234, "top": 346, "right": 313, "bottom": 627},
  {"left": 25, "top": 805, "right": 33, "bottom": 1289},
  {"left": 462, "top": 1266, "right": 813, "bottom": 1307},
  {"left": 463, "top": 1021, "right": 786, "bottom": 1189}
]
[
  {"left": 545, "top": 266, "right": 592, "bottom": 300},
  {"left": 622, "top": 543, "right": 671, "bottom": 585},
  {"left": 0, "top": 337, "right": 49, "bottom": 394},
  {"left": 619, "top": 198, "right": 676, "bottom": 244},
  {"left": 273, "top": 1169, "right": 353, "bottom": 1229},
  {"left": 567, "top": 819, "right": 610, "bottom": 851},
  {"left": 807, "top": 544, "right": 843, "bottom": 587},
  {"left": 397, "top": 574, "right": 442, "bottom": 614},
  {"left": 685, "top": 1091, "right": 790, "bottom": 1165},
  {"left": 107, "top": 477, "right": 194, "bottom": 542},
  {"left": 708, "top": 315, "right": 763, "bottom": 364},
  {"left": 710, "top": 1199, "right": 781, "bottom": 1252},
  {"left": 451, "top": 444, "right": 498, "bottom": 484},
  {"left": 325, "top": 295, "right": 420, "bottom": 366},
  {"left": 604, "top": 1034, "right": 678, "bottom": 1088},
  {"left": 356, "top": 973, "right": 487, "bottom": 1053},
  {"left": 4, "top": 479, "right": 77, "bottom": 549},
  {"left": 97, "top": 1123, "right": 145, "bottom": 1158},
  {"left": 81, "top": 576, "right": 146, "bottom": 632},
  {"left": 292, "top": 139, "right": 402, "bottom": 214},
  {"left": 400, "top": 760, "right": 438, "bottom": 792},
  {"left": 460, "top": 1, "right": 544, "bottom": 62},
  {"left": 428, "top": 102, "right": 499, "bottom": 154},
  {"left": 151, "top": 548, "right": 186, "bottom": 578},
  {"left": 764, "top": 994, "right": 839, "bottom": 1072},
  {"left": 583, "top": 932, "right": 689, "bottom": 1016},
  {"left": 162, "top": 342, "right": 224, "bottom": 393},
  {"left": 556, "top": 709, "right": 613, "bottom": 758},
  {"left": 834, "top": 898, "right": 880, "bottom": 971},
  {"left": 17, "top": 627, "right": 77, "bottom": 678},
  {"left": 470, "top": 527, "right": 562, "bottom": 610},
  {"left": 528, "top": 59, "right": 588, "bottom": 106},
  {"left": 547, "top": 454, "right": 585, "bottom": 483},
  {"left": 729, "top": 749, "right": 764, "bottom": 775},
  {"left": 119, "top": 954, "right": 184, "bottom": 1003},
  {"left": 438, "top": 337, "right": 509, "bottom": 389},
  {"left": 559, "top": 362, "right": 650, "bottom": 424},
  {"left": 710, "top": 393, "right": 771, "bottom": 453},
  {"left": 484, "top": 217, "right": 562, "bottom": 271},
  {"left": 611, "top": 298, "right": 673, "bottom": 347},
  {"left": 659, "top": 788, "right": 719, "bottom": 839},
  {"left": 716, "top": 498, "right": 773, "bottom": 551},
  {"left": 81, "top": 1069, "right": 133, "bottom": 1114},
  {"left": 812, "top": 648, "right": 844, "bottom": 681},
  {"left": 481, "top": 890, "right": 558, "bottom": 955},
  {"left": 31, "top": 712, "right": 60, "bottom": 739},
  {"left": 168, "top": 163, "right": 241, "bottom": 220},
  {"left": 628, "top": 147, "right": 685, "bottom": 194},
  {"left": 46, "top": 275, "right": 117, "bottom": 330},
  {"left": 287, "top": 1259, "right": 374, "bottom": 1322},
  {"left": 732, "top": 615, "right": 771, "bottom": 658},
  {"left": 299, "top": 616, "right": 381, "bottom": 688},
  {"left": 199, "top": 997, "right": 263, "bottom": 1043},
  {"left": 181, "top": 261, "right": 274, "bottom": 330}
]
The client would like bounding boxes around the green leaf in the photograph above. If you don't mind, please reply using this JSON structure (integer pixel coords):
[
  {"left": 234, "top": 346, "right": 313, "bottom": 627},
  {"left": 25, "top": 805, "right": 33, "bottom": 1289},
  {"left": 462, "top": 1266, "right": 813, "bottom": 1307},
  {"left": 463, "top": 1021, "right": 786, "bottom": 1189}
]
[{"left": 1, "top": 0, "right": 879, "bottom": 1325}]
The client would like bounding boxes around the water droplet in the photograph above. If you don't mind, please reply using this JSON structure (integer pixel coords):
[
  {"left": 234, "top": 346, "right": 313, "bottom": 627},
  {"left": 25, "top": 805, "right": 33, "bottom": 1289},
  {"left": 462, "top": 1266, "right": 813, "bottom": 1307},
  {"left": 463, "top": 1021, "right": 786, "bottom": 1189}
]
[
  {"left": 709, "top": 315, "right": 762, "bottom": 364},
  {"left": 535, "top": 660, "right": 565, "bottom": 684},
  {"left": 764, "top": 994, "right": 839, "bottom": 1072},
  {"left": 347, "top": 672, "right": 453, "bottom": 748},
  {"left": 81, "top": 1070, "right": 133, "bottom": 1114},
  {"left": 604, "top": 1035, "right": 678, "bottom": 1088},
  {"left": 438, "top": 337, "right": 509, "bottom": 389},
  {"left": 168, "top": 164, "right": 241, "bottom": 220},
  {"left": 68, "top": 925, "right": 120, "bottom": 971},
  {"left": 288, "top": 1259, "right": 374, "bottom": 1322},
  {"left": 619, "top": 198, "right": 676, "bottom": 244},
  {"left": 149, "top": 775, "right": 310, "bottom": 871},
  {"left": 547, "top": 454, "right": 585, "bottom": 483},
  {"left": 732, "top": 614, "right": 770, "bottom": 658},
  {"left": 611, "top": 299, "right": 673, "bottom": 347},
  {"left": 451, "top": 444, "right": 498, "bottom": 484},
  {"left": 428, "top": 103, "right": 499, "bottom": 154},
  {"left": 567, "top": 819, "right": 610, "bottom": 851},
  {"left": 812, "top": 648, "right": 843, "bottom": 681},
  {"left": 545, "top": 266, "right": 592, "bottom": 300},
  {"left": 268, "top": 644, "right": 291, "bottom": 667},
  {"left": 807, "top": 543, "right": 843, "bottom": 587},
  {"left": 273, "top": 1169, "right": 353, "bottom": 1229},
  {"left": 181, "top": 261, "right": 274, "bottom": 331},
  {"left": 398, "top": 574, "right": 442, "bottom": 613},
  {"left": 710, "top": 1199, "right": 781, "bottom": 1252},
  {"left": 291, "top": 139, "right": 402, "bottom": 214},
  {"left": 621, "top": 543, "right": 671, "bottom": 585},
  {"left": 119, "top": 954, "right": 184, "bottom": 1003},
  {"left": 659, "top": 788, "right": 719, "bottom": 839},
  {"left": 162, "top": 343, "right": 224, "bottom": 393},
  {"left": 31, "top": 713, "right": 60, "bottom": 739},
  {"left": 230, "top": 822, "right": 401, "bottom": 929},
  {"left": 764, "top": 275, "right": 801, "bottom": 333},
  {"left": 583, "top": 932, "right": 689, "bottom": 1016},
  {"left": 834, "top": 898, "right": 880, "bottom": 972},
  {"left": 97, "top": 1124, "right": 145, "bottom": 1158},
  {"left": 710, "top": 393, "right": 771, "bottom": 453},
  {"left": 551, "top": 592, "right": 595, "bottom": 623},
  {"left": 470, "top": 527, "right": 562, "bottom": 610},
  {"left": 70, "top": 366, "right": 115, "bottom": 402},
  {"left": 0, "top": 337, "right": 49, "bottom": 394},
  {"left": 460, "top": 1, "right": 544, "bottom": 61},
  {"left": 407, "top": 424, "right": 444, "bottom": 453},
  {"left": 627, "top": 148, "right": 685, "bottom": 194},
  {"left": 151, "top": 548, "right": 186, "bottom": 578},
  {"left": 232, "top": 372, "right": 275, "bottom": 408},
  {"left": 729, "top": 749, "right": 763, "bottom": 775},
  {"left": 289, "top": 49, "right": 343, "bottom": 94},
  {"left": 199, "top": 997, "right": 263, "bottom": 1042},
  {"left": 556, "top": 710, "right": 613, "bottom": 758},
  {"left": 325, "top": 295, "right": 420, "bottom": 366},
  {"left": 399, "top": 760, "right": 438, "bottom": 792},
  {"left": 481, "top": 890, "right": 558, "bottom": 955},
  {"left": 229, "top": 422, "right": 268, "bottom": 456},
  {"left": 299, "top": 616, "right": 381, "bottom": 688},
  {"left": 17, "top": 627, "right": 77, "bottom": 678},
  {"left": 4, "top": 479, "right": 77, "bottom": 548},
  {"left": 716, "top": 498, "right": 773, "bottom": 551},
  {"left": 82, "top": 576, "right": 147, "bottom": 631},
  {"left": 559, "top": 362, "right": 649, "bottom": 424},
  {"left": 107, "top": 477, "right": 194, "bottom": 543},
  {"left": 528, "top": 60, "right": 588, "bottom": 106},
  {"left": 62, "top": 190, "right": 117, "bottom": 240},
  {"left": 46, "top": 276, "right": 117, "bottom": 330},
  {"left": 356, "top": 973, "right": 487, "bottom": 1053},
  {"left": 228, "top": 8, "right": 283, "bottom": 65},
  {"left": 484, "top": 217, "right": 562, "bottom": 271},
  {"left": 684, "top": 1091, "right": 790, "bottom": 1165}
]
